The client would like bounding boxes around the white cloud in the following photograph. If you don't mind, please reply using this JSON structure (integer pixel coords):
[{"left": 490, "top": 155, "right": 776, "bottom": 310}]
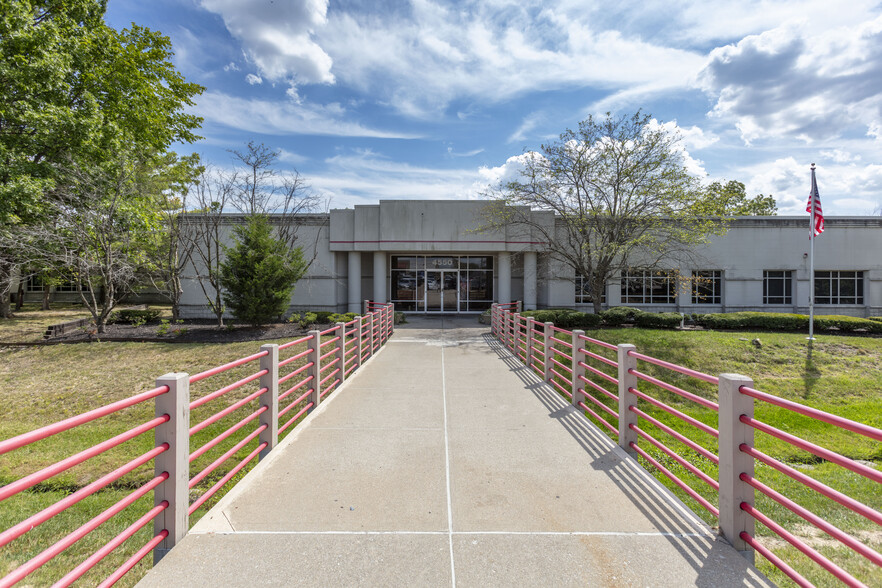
[
  {"left": 478, "top": 153, "right": 537, "bottom": 188},
  {"left": 223, "top": 62, "right": 240, "bottom": 72},
  {"left": 276, "top": 2, "right": 706, "bottom": 117},
  {"left": 447, "top": 147, "right": 485, "bottom": 158},
  {"left": 309, "top": 150, "right": 486, "bottom": 208},
  {"left": 700, "top": 15, "right": 882, "bottom": 145},
  {"left": 508, "top": 112, "right": 545, "bottom": 144},
  {"left": 193, "top": 91, "right": 421, "bottom": 139},
  {"left": 245, "top": 73, "right": 263, "bottom": 85},
  {"left": 743, "top": 158, "right": 882, "bottom": 215},
  {"left": 199, "top": 0, "right": 334, "bottom": 84}
]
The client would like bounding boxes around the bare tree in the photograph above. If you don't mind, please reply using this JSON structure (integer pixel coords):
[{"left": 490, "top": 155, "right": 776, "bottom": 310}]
[
  {"left": 183, "top": 166, "right": 234, "bottom": 327},
  {"left": 228, "top": 141, "right": 322, "bottom": 249},
  {"left": 9, "top": 156, "right": 158, "bottom": 333},
  {"left": 483, "top": 111, "right": 725, "bottom": 314},
  {"left": 147, "top": 153, "right": 203, "bottom": 321}
]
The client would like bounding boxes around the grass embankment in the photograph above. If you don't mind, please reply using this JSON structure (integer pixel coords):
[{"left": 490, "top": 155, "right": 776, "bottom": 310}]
[
  {"left": 0, "top": 336, "right": 319, "bottom": 586},
  {"left": 0, "top": 303, "right": 93, "bottom": 344},
  {"left": 550, "top": 329, "right": 881, "bottom": 587}
]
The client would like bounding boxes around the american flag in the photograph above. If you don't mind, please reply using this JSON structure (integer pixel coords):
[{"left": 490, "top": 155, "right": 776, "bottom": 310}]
[{"left": 806, "top": 166, "right": 824, "bottom": 237}]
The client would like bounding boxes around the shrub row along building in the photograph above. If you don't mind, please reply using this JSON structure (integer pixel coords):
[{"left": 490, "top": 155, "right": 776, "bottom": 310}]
[{"left": 173, "top": 201, "right": 882, "bottom": 319}]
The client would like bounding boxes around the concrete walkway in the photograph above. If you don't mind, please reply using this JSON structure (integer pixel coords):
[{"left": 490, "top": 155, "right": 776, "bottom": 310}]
[{"left": 138, "top": 316, "right": 772, "bottom": 587}]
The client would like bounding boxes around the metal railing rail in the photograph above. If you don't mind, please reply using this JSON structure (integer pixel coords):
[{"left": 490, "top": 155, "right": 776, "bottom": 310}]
[
  {"left": 0, "top": 302, "right": 394, "bottom": 587},
  {"left": 489, "top": 302, "right": 882, "bottom": 587}
]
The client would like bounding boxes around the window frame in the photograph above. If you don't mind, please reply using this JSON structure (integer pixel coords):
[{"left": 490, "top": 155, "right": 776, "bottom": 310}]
[
  {"left": 763, "top": 270, "right": 793, "bottom": 305},
  {"left": 814, "top": 270, "right": 864, "bottom": 305},
  {"left": 692, "top": 270, "right": 722, "bottom": 305},
  {"left": 620, "top": 270, "right": 676, "bottom": 304}
]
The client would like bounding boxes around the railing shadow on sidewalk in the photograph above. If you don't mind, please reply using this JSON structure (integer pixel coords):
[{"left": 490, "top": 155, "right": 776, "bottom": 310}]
[{"left": 481, "top": 332, "right": 769, "bottom": 588}]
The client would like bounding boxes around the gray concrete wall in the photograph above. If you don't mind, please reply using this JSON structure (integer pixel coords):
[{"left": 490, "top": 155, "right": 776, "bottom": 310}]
[{"left": 177, "top": 205, "right": 882, "bottom": 318}]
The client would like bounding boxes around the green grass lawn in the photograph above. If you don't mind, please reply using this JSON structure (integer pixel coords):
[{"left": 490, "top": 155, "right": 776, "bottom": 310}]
[
  {"left": 0, "top": 303, "right": 94, "bottom": 343},
  {"left": 1, "top": 321, "right": 879, "bottom": 586},
  {"left": 0, "top": 334, "right": 328, "bottom": 586},
  {"left": 541, "top": 328, "right": 881, "bottom": 587}
]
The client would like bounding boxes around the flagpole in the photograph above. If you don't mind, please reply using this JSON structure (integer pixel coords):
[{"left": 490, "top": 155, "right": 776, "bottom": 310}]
[{"left": 808, "top": 163, "right": 816, "bottom": 342}]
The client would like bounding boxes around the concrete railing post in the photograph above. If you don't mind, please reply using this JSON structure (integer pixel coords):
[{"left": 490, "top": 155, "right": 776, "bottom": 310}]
[
  {"left": 389, "top": 303, "right": 395, "bottom": 336},
  {"left": 153, "top": 373, "right": 190, "bottom": 564},
  {"left": 307, "top": 330, "right": 321, "bottom": 411},
  {"left": 356, "top": 316, "right": 363, "bottom": 369},
  {"left": 516, "top": 300, "right": 523, "bottom": 314},
  {"left": 524, "top": 315, "right": 533, "bottom": 371},
  {"left": 512, "top": 313, "right": 521, "bottom": 357},
  {"left": 363, "top": 299, "right": 369, "bottom": 316},
  {"left": 258, "top": 344, "right": 279, "bottom": 460},
  {"left": 718, "top": 373, "right": 756, "bottom": 564},
  {"left": 335, "top": 322, "right": 346, "bottom": 383},
  {"left": 543, "top": 322, "right": 553, "bottom": 382},
  {"left": 368, "top": 312, "right": 375, "bottom": 355},
  {"left": 617, "top": 344, "right": 639, "bottom": 457},
  {"left": 490, "top": 304, "right": 496, "bottom": 336},
  {"left": 571, "top": 330, "right": 586, "bottom": 407}
]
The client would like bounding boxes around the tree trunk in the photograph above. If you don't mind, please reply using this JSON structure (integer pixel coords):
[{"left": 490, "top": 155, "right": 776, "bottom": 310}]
[
  {"left": 15, "top": 281, "right": 24, "bottom": 311},
  {"left": 42, "top": 284, "right": 51, "bottom": 310},
  {"left": 0, "top": 260, "right": 13, "bottom": 319}
]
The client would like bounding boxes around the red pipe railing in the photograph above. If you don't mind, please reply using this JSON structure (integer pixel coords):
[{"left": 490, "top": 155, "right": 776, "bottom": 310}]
[
  {"left": 0, "top": 301, "right": 395, "bottom": 586},
  {"left": 489, "top": 302, "right": 881, "bottom": 586}
]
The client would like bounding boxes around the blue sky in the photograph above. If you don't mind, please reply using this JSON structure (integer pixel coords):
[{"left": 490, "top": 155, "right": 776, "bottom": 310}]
[{"left": 105, "top": 0, "right": 882, "bottom": 215}]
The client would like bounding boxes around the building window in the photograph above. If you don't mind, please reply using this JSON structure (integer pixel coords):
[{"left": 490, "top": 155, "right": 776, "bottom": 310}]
[
  {"left": 25, "top": 274, "right": 45, "bottom": 292},
  {"left": 575, "top": 274, "right": 605, "bottom": 304},
  {"left": 621, "top": 270, "right": 675, "bottom": 304},
  {"left": 815, "top": 271, "right": 863, "bottom": 304},
  {"left": 763, "top": 271, "right": 792, "bottom": 305},
  {"left": 692, "top": 270, "right": 722, "bottom": 304},
  {"left": 54, "top": 279, "right": 89, "bottom": 293}
]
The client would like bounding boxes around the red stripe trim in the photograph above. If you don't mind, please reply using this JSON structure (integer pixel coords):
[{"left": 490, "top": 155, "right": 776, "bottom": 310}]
[{"left": 330, "top": 240, "right": 545, "bottom": 245}]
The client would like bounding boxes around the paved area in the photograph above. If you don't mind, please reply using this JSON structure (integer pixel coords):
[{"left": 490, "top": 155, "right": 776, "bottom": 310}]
[{"left": 138, "top": 316, "right": 772, "bottom": 587}]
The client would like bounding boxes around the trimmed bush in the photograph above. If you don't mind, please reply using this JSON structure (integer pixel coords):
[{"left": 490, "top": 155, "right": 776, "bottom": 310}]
[
  {"left": 109, "top": 308, "right": 161, "bottom": 325},
  {"left": 868, "top": 317, "right": 882, "bottom": 323},
  {"left": 635, "top": 312, "right": 682, "bottom": 329},
  {"left": 601, "top": 306, "right": 643, "bottom": 326},
  {"left": 814, "top": 315, "right": 882, "bottom": 333},
  {"left": 313, "top": 311, "right": 333, "bottom": 324},
  {"left": 696, "top": 312, "right": 882, "bottom": 333},
  {"left": 327, "top": 312, "right": 357, "bottom": 324},
  {"left": 521, "top": 309, "right": 602, "bottom": 329}
]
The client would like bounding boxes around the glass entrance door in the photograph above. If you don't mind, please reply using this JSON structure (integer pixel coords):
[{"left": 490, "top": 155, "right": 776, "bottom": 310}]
[{"left": 425, "top": 271, "right": 459, "bottom": 312}]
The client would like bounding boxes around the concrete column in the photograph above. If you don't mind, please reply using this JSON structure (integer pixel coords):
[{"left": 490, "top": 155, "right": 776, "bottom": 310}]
[
  {"left": 307, "top": 330, "right": 321, "bottom": 410},
  {"left": 571, "top": 330, "right": 586, "bottom": 407},
  {"left": 258, "top": 344, "right": 279, "bottom": 460},
  {"left": 523, "top": 251, "right": 537, "bottom": 310},
  {"left": 373, "top": 252, "right": 387, "bottom": 303},
  {"left": 498, "top": 252, "right": 511, "bottom": 303},
  {"left": 718, "top": 373, "right": 756, "bottom": 564},
  {"left": 347, "top": 252, "right": 361, "bottom": 314},
  {"left": 154, "top": 373, "right": 190, "bottom": 564},
  {"left": 617, "top": 344, "right": 639, "bottom": 457}
]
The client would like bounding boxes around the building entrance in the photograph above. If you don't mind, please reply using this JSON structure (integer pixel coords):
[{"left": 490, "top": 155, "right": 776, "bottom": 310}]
[{"left": 390, "top": 255, "right": 493, "bottom": 313}]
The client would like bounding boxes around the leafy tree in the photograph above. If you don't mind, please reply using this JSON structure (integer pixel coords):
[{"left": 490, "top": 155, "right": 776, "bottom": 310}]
[
  {"left": 703, "top": 180, "right": 777, "bottom": 216},
  {"left": 219, "top": 216, "right": 306, "bottom": 327},
  {"left": 0, "top": 0, "right": 203, "bottom": 318},
  {"left": 146, "top": 152, "right": 203, "bottom": 321},
  {"left": 485, "top": 110, "right": 726, "bottom": 314}
]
